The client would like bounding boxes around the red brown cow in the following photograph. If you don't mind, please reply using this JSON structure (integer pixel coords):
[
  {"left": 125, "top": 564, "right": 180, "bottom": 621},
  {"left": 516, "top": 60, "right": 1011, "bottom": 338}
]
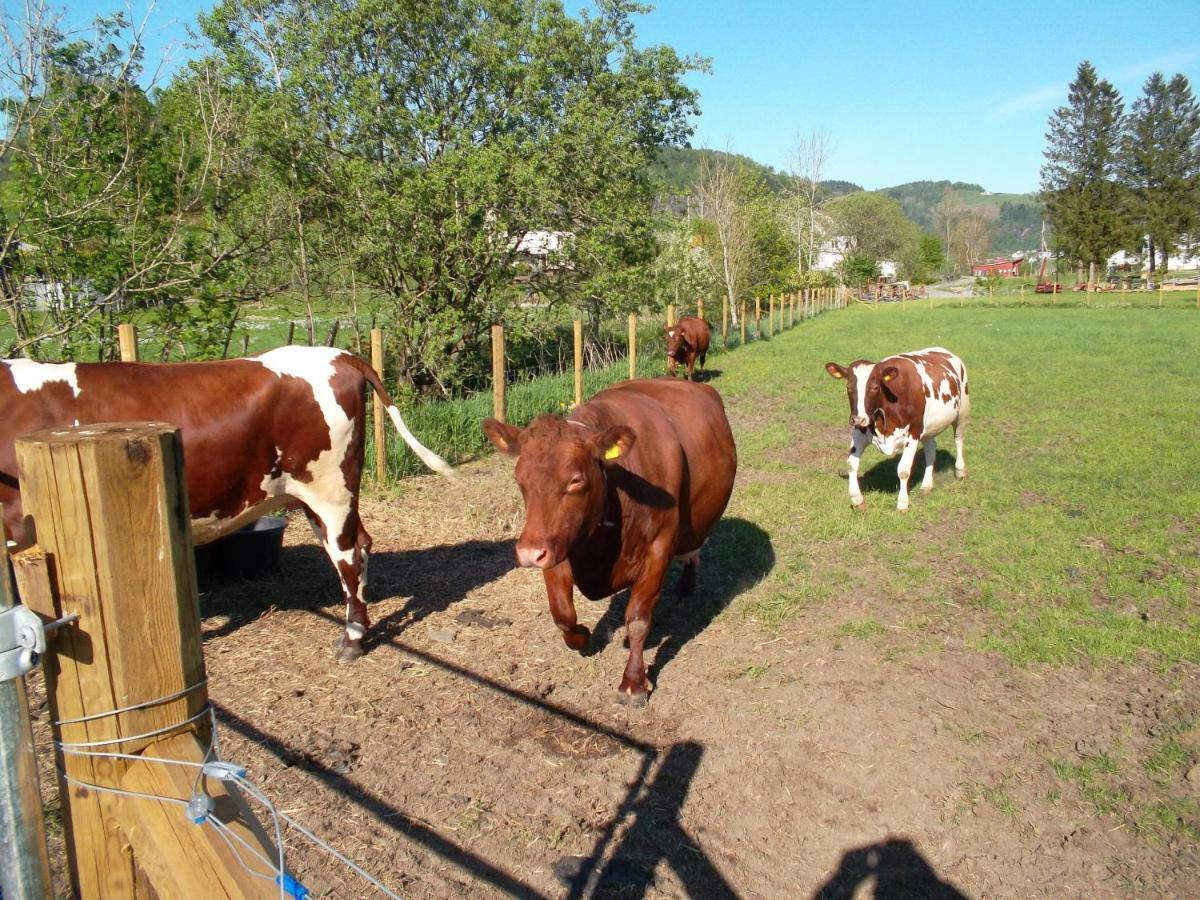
[
  {"left": 483, "top": 378, "right": 736, "bottom": 704},
  {"left": 825, "top": 347, "right": 969, "bottom": 510},
  {"left": 0, "top": 347, "right": 453, "bottom": 661},
  {"left": 664, "top": 316, "right": 711, "bottom": 381}
]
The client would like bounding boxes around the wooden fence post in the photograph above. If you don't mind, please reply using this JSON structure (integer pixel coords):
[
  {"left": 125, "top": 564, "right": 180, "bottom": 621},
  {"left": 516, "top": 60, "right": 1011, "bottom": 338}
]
[
  {"left": 14, "top": 423, "right": 277, "bottom": 900},
  {"left": 754, "top": 296, "right": 761, "bottom": 338},
  {"left": 628, "top": 313, "right": 638, "bottom": 379},
  {"left": 721, "top": 295, "right": 729, "bottom": 346},
  {"left": 573, "top": 319, "right": 583, "bottom": 406},
  {"left": 696, "top": 297, "right": 704, "bottom": 320},
  {"left": 287, "top": 321, "right": 296, "bottom": 345},
  {"left": 371, "top": 328, "right": 386, "bottom": 484},
  {"left": 492, "top": 323, "right": 506, "bottom": 423},
  {"left": 740, "top": 301, "right": 747, "bottom": 346},
  {"left": 666, "top": 304, "right": 675, "bottom": 327},
  {"left": 117, "top": 323, "right": 138, "bottom": 362},
  {"left": 769, "top": 295, "right": 776, "bottom": 337},
  {"left": 789, "top": 293, "right": 795, "bottom": 327}
]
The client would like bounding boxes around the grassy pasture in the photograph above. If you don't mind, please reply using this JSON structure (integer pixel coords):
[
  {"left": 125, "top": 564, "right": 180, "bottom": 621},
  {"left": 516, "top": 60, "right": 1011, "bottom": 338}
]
[{"left": 704, "top": 295, "right": 1199, "bottom": 670}]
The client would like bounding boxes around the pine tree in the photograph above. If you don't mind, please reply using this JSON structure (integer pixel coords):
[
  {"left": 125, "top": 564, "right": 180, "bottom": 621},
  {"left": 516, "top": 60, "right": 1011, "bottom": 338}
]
[
  {"left": 1120, "top": 73, "right": 1200, "bottom": 275},
  {"left": 1040, "top": 61, "right": 1131, "bottom": 281}
]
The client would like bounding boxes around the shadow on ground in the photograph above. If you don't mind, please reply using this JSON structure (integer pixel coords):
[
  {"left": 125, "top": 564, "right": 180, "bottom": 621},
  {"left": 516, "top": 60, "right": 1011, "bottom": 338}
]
[
  {"left": 813, "top": 837, "right": 968, "bottom": 899},
  {"left": 857, "top": 448, "right": 960, "bottom": 497},
  {"left": 199, "top": 538, "right": 512, "bottom": 644}
]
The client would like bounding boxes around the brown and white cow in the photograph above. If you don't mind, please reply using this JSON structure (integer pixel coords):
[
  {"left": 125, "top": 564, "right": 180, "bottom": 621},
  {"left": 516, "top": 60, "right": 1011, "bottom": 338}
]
[
  {"left": 0, "top": 347, "right": 453, "bottom": 661},
  {"left": 664, "top": 316, "right": 711, "bottom": 381},
  {"left": 825, "top": 347, "right": 969, "bottom": 510},
  {"left": 483, "top": 377, "right": 736, "bottom": 704}
]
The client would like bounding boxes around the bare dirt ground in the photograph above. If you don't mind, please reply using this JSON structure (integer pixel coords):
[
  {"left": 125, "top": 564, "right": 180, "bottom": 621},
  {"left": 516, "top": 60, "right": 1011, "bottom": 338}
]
[{"left": 29, "top": 451, "right": 1200, "bottom": 898}]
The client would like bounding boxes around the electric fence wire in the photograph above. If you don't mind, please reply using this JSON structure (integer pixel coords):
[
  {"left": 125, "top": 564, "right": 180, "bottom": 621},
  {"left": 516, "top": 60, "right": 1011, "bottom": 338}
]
[{"left": 49, "top": 683, "right": 403, "bottom": 899}]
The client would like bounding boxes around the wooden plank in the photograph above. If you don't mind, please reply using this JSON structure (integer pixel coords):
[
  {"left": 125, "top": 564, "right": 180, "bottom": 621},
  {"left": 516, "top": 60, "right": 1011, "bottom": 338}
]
[
  {"left": 491, "top": 324, "right": 506, "bottom": 423},
  {"left": 628, "top": 313, "right": 637, "bottom": 380},
  {"left": 117, "top": 324, "right": 138, "bottom": 362},
  {"left": 14, "top": 424, "right": 245, "bottom": 898},
  {"left": 371, "top": 329, "right": 386, "bottom": 485},
  {"left": 10, "top": 546, "right": 55, "bottom": 619},
  {"left": 573, "top": 320, "right": 583, "bottom": 406}
]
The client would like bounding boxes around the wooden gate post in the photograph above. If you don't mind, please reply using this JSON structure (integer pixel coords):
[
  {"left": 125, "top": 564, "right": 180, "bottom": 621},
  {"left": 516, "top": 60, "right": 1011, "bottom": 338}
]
[
  {"left": 15, "top": 423, "right": 277, "bottom": 899},
  {"left": 371, "top": 328, "right": 386, "bottom": 484},
  {"left": 492, "top": 324, "right": 506, "bottom": 423},
  {"left": 628, "top": 313, "right": 638, "bottom": 380},
  {"left": 573, "top": 319, "right": 583, "bottom": 406},
  {"left": 117, "top": 323, "right": 138, "bottom": 362}
]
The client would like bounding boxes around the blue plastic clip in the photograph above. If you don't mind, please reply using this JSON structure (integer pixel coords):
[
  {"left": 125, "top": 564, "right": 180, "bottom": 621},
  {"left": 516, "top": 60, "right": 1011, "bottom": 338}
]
[{"left": 276, "top": 873, "right": 309, "bottom": 899}]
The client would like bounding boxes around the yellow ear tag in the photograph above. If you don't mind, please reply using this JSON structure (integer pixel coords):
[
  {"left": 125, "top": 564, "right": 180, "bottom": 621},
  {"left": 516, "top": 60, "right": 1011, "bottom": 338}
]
[
  {"left": 883, "top": 373, "right": 893, "bottom": 382},
  {"left": 604, "top": 445, "right": 621, "bottom": 460}
]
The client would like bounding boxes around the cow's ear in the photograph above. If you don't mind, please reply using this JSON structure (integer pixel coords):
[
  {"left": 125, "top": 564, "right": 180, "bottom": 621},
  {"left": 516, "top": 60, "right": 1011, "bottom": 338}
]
[
  {"left": 825, "top": 362, "right": 847, "bottom": 380},
  {"left": 591, "top": 426, "right": 636, "bottom": 462},
  {"left": 879, "top": 365, "right": 900, "bottom": 383},
  {"left": 483, "top": 418, "right": 522, "bottom": 456}
]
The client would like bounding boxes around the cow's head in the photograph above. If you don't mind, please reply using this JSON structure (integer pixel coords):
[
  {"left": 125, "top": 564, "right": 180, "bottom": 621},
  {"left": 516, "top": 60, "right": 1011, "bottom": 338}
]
[
  {"left": 825, "top": 360, "right": 877, "bottom": 429},
  {"left": 865, "top": 364, "right": 908, "bottom": 455},
  {"left": 483, "top": 415, "right": 635, "bottom": 569},
  {"left": 664, "top": 324, "right": 687, "bottom": 357}
]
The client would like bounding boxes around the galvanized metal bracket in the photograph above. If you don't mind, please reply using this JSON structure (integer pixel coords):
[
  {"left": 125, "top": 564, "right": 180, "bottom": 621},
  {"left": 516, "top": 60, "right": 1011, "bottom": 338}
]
[{"left": 0, "top": 606, "right": 75, "bottom": 683}]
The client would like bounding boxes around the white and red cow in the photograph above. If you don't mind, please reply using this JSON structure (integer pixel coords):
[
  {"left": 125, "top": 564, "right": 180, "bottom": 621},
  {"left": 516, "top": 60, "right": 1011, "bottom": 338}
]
[
  {"left": 825, "top": 347, "right": 969, "bottom": 510},
  {"left": 0, "top": 347, "right": 453, "bottom": 661}
]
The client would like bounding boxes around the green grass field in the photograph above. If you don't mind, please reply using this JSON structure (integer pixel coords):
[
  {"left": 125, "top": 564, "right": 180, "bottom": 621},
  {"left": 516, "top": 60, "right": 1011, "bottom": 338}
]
[{"left": 699, "top": 295, "right": 1199, "bottom": 670}]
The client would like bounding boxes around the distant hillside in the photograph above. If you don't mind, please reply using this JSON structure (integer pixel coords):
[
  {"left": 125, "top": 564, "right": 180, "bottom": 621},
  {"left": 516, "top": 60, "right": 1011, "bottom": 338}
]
[
  {"left": 651, "top": 149, "right": 1041, "bottom": 256},
  {"left": 882, "top": 180, "right": 1044, "bottom": 255},
  {"left": 651, "top": 147, "right": 861, "bottom": 204}
]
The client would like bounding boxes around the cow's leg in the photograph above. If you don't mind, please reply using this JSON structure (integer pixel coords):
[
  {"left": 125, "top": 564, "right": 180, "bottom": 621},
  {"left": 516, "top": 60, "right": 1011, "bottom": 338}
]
[
  {"left": 847, "top": 427, "right": 870, "bottom": 509},
  {"left": 304, "top": 503, "right": 372, "bottom": 662},
  {"left": 895, "top": 438, "right": 921, "bottom": 511},
  {"left": 619, "top": 546, "right": 672, "bottom": 705},
  {"left": 698, "top": 352, "right": 707, "bottom": 380},
  {"left": 674, "top": 548, "right": 700, "bottom": 599},
  {"left": 686, "top": 354, "right": 696, "bottom": 381},
  {"left": 954, "top": 420, "right": 967, "bottom": 480},
  {"left": 543, "top": 562, "right": 589, "bottom": 651},
  {"left": 920, "top": 437, "right": 937, "bottom": 493},
  {"left": 667, "top": 356, "right": 677, "bottom": 378}
]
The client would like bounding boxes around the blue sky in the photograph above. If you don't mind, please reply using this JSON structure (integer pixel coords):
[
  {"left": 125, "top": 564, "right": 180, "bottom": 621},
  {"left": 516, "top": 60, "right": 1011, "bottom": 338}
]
[{"left": 58, "top": 0, "right": 1200, "bottom": 194}]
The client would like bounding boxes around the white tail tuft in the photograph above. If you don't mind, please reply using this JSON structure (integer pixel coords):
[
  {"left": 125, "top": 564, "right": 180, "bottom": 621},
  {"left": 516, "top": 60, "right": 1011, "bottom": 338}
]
[{"left": 386, "top": 405, "right": 455, "bottom": 479}]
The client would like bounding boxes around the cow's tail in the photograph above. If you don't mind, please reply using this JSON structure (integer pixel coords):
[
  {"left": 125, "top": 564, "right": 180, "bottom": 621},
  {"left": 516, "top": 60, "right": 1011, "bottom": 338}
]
[{"left": 344, "top": 354, "right": 455, "bottom": 479}]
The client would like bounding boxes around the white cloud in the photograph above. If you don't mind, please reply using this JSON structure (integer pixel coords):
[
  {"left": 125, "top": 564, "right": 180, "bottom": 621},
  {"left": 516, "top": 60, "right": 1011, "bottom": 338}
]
[{"left": 993, "top": 46, "right": 1200, "bottom": 119}]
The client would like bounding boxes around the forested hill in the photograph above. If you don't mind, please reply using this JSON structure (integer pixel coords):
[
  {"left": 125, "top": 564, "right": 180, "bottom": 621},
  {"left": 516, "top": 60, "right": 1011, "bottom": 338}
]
[
  {"left": 651, "top": 147, "right": 861, "bottom": 201},
  {"left": 652, "top": 148, "right": 1042, "bottom": 255},
  {"left": 882, "top": 180, "right": 1043, "bottom": 255}
]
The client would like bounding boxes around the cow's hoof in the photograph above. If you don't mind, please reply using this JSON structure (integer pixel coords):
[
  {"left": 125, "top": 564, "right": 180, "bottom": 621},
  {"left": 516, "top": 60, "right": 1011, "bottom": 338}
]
[
  {"left": 617, "top": 687, "right": 650, "bottom": 708},
  {"left": 336, "top": 642, "right": 364, "bottom": 664},
  {"left": 562, "top": 624, "right": 591, "bottom": 653},
  {"left": 896, "top": 505, "right": 909, "bottom": 513},
  {"left": 956, "top": 469, "right": 967, "bottom": 481},
  {"left": 921, "top": 484, "right": 934, "bottom": 494},
  {"left": 851, "top": 499, "right": 865, "bottom": 511}
]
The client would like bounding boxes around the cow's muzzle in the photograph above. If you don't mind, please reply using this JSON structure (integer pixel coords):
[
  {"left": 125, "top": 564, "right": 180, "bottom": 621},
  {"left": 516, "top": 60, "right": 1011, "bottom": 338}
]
[
  {"left": 851, "top": 414, "right": 870, "bottom": 429},
  {"left": 515, "top": 539, "right": 559, "bottom": 569}
]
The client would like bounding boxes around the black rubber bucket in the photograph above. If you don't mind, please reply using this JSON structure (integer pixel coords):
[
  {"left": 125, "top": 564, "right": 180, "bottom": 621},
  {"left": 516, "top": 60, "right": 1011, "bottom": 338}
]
[{"left": 194, "top": 516, "right": 286, "bottom": 589}]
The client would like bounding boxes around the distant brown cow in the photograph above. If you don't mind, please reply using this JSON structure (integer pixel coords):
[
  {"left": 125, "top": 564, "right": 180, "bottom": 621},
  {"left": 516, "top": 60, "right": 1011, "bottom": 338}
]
[
  {"left": 664, "top": 316, "right": 711, "bottom": 381},
  {"left": 484, "top": 378, "right": 736, "bottom": 704}
]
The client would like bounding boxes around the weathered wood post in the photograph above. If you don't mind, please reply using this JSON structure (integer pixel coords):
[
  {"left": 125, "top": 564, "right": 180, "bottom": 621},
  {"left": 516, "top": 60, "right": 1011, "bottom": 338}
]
[
  {"left": 14, "top": 423, "right": 277, "bottom": 899},
  {"left": 573, "top": 319, "right": 584, "bottom": 406},
  {"left": 789, "top": 293, "right": 795, "bottom": 327},
  {"left": 371, "top": 328, "right": 386, "bottom": 484},
  {"left": 492, "top": 324, "right": 506, "bottom": 423},
  {"left": 753, "top": 297, "right": 761, "bottom": 339},
  {"left": 117, "top": 323, "right": 138, "bottom": 362},
  {"left": 628, "top": 313, "right": 638, "bottom": 379},
  {"left": 666, "top": 304, "right": 675, "bottom": 327},
  {"left": 769, "top": 295, "right": 776, "bottom": 337},
  {"left": 740, "top": 301, "right": 747, "bottom": 346},
  {"left": 721, "top": 295, "right": 729, "bottom": 347},
  {"left": 696, "top": 297, "right": 704, "bottom": 320}
]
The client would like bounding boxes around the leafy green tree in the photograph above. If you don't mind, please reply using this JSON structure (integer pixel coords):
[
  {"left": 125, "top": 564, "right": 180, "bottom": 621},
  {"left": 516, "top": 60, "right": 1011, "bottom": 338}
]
[
  {"left": 826, "top": 191, "right": 922, "bottom": 278},
  {"left": 1120, "top": 72, "right": 1200, "bottom": 275},
  {"left": 199, "top": 0, "right": 703, "bottom": 395},
  {"left": 912, "top": 234, "right": 945, "bottom": 283},
  {"left": 839, "top": 252, "right": 878, "bottom": 287},
  {"left": 1040, "top": 61, "right": 1131, "bottom": 281}
]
